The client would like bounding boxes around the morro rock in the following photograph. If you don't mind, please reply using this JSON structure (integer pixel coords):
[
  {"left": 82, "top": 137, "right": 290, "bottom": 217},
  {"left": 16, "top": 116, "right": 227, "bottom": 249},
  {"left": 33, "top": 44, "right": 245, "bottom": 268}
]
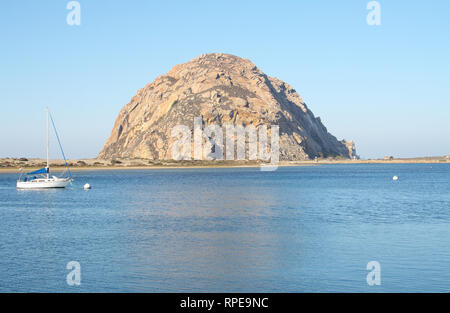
[{"left": 99, "top": 53, "right": 355, "bottom": 161}]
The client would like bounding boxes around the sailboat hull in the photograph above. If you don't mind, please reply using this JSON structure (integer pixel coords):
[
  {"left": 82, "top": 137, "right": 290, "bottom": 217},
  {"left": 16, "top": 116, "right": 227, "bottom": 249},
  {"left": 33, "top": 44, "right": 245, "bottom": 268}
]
[
  {"left": 16, "top": 177, "right": 72, "bottom": 189},
  {"left": 16, "top": 108, "right": 74, "bottom": 189}
]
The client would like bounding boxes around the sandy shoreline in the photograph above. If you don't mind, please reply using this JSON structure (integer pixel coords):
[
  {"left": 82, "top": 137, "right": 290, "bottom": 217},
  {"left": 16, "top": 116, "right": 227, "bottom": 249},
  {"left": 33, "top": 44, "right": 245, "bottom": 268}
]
[{"left": 0, "top": 157, "right": 449, "bottom": 173}]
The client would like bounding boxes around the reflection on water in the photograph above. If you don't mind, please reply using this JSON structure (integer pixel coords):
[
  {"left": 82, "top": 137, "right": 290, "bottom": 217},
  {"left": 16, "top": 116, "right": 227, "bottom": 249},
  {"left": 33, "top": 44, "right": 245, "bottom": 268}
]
[{"left": 1, "top": 165, "right": 450, "bottom": 292}]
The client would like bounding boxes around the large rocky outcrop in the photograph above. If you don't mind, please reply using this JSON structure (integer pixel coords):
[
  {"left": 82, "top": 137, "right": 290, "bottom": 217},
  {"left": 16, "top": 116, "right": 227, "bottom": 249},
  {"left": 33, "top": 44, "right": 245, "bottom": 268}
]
[{"left": 98, "top": 53, "right": 355, "bottom": 161}]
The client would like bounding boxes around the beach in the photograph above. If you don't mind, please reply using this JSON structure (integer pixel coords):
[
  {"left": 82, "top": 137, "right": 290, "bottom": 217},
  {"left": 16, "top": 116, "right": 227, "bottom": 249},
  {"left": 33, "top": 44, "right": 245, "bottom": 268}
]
[{"left": 1, "top": 156, "right": 449, "bottom": 173}]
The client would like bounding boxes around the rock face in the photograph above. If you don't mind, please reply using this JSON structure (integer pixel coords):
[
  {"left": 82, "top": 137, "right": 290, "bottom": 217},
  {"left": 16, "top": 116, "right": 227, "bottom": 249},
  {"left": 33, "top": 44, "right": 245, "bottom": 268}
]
[{"left": 99, "top": 53, "right": 355, "bottom": 161}]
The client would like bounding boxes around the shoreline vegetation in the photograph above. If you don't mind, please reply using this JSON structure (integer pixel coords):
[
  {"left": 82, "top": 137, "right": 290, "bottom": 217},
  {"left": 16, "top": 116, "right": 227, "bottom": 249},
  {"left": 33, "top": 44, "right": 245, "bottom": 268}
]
[{"left": 0, "top": 156, "right": 449, "bottom": 173}]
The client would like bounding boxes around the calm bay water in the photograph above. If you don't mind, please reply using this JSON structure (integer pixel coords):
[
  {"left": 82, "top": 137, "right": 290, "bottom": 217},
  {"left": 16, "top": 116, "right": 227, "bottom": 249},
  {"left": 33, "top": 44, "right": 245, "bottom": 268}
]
[{"left": 0, "top": 164, "right": 449, "bottom": 292}]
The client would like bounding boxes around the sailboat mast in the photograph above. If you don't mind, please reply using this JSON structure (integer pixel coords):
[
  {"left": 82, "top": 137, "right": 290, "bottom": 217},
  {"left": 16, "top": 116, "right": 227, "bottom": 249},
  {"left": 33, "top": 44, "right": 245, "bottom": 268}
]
[{"left": 46, "top": 107, "right": 49, "bottom": 177}]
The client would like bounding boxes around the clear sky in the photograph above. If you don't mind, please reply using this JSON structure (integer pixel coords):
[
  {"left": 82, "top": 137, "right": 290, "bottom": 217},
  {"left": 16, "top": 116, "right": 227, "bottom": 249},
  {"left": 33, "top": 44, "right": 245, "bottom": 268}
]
[{"left": 1, "top": 0, "right": 449, "bottom": 159}]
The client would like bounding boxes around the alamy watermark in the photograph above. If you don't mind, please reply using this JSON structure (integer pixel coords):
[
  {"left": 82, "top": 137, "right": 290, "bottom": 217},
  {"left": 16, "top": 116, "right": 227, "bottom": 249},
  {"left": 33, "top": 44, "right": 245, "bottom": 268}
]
[
  {"left": 66, "top": 261, "right": 81, "bottom": 286},
  {"left": 171, "top": 117, "right": 279, "bottom": 171},
  {"left": 65, "top": 2, "right": 381, "bottom": 27},
  {"left": 366, "top": 261, "right": 381, "bottom": 286},
  {"left": 366, "top": 1, "right": 381, "bottom": 26},
  {"left": 66, "top": 1, "right": 81, "bottom": 26}
]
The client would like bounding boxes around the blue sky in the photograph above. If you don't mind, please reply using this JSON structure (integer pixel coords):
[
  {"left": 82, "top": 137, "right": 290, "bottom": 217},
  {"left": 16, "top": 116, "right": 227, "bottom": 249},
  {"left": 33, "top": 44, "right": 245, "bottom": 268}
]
[{"left": 0, "top": 0, "right": 449, "bottom": 159}]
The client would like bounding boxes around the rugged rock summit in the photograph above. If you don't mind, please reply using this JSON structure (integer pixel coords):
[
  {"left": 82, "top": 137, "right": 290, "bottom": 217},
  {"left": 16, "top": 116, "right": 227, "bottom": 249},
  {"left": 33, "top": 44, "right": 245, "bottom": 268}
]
[{"left": 99, "top": 53, "right": 355, "bottom": 161}]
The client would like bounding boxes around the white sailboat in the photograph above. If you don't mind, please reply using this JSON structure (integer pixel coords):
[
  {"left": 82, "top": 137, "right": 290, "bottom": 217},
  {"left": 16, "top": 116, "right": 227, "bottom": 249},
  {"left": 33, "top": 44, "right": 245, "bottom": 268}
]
[{"left": 16, "top": 108, "right": 73, "bottom": 189}]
